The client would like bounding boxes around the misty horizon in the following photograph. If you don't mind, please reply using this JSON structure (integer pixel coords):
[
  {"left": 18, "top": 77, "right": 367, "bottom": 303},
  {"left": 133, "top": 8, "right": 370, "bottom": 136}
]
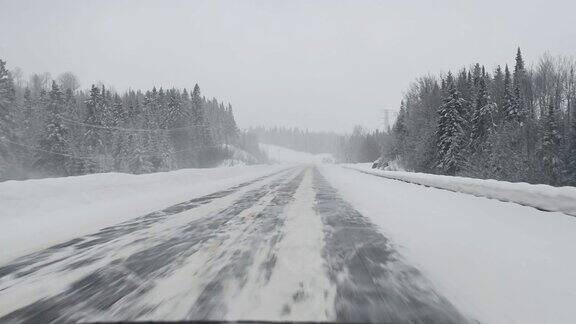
[{"left": 2, "top": 0, "right": 576, "bottom": 132}]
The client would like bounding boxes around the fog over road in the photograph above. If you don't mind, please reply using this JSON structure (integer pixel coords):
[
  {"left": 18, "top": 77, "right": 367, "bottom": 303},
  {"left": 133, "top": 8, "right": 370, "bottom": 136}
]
[{"left": 0, "top": 165, "right": 470, "bottom": 323}]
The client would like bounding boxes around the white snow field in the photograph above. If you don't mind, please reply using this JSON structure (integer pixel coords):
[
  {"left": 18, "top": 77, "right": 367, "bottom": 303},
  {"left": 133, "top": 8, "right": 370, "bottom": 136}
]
[
  {"left": 347, "top": 163, "right": 576, "bottom": 216},
  {"left": 0, "top": 164, "right": 288, "bottom": 263},
  {"left": 2, "top": 155, "right": 576, "bottom": 324},
  {"left": 321, "top": 165, "right": 576, "bottom": 324},
  {"left": 0, "top": 165, "right": 464, "bottom": 323},
  {"left": 260, "top": 143, "right": 334, "bottom": 164}
]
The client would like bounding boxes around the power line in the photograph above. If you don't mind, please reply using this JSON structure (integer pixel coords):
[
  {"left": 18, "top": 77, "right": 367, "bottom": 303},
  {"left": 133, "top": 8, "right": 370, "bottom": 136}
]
[
  {"left": 2, "top": 137, "right": 95, "bottom": 160},
  {"left": 1, "top": 137, "right": 222, "bottom": 160},
  {"left": 58, "top": 115, "right": 208, "bottom": 133}
]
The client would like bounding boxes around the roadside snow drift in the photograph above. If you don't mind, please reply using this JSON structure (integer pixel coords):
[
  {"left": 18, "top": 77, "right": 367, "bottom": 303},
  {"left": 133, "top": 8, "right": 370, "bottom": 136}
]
[
  {"left": 321, "top": 165, "right": 576, "bottom": 324},
  {"left": 0, "top": 165, "right": 288, "bottom": 263},
  {"left": 347, "top": 164, "right": 576, "bottom": 217}
]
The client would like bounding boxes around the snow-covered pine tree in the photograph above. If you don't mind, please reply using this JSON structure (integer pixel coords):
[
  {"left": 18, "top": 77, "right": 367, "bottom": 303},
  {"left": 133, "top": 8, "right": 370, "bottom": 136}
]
[
  {"left": 124, "top": 90, "right": 140, "bottom": 120},
  {"left": 0, "top": 59, "right": 19, "bottom": 180},
  {"left": 164, "top": 88, "right": 192, "bottom": 168},
  {"left": 436, "top": 73, "right": 468, "bottom": 175},
  {"left": 541, "top": 103, "right": 563, "bottom": 185},
  {"left": 63, "top": 88, "right": 75, "bottom": 117},
  {"left": 36, "top": 88, "right": 49, "bottom": 129},
  {"left": 191, "top": 84, "right": 216, "bottom": 167},
  {"left": 190, "top": 84, "right": 205, "bottom": 135},
  {"left": 99, "top": 86, "right": 117, "bottom": 170},
  {"left": 513, "top": 47, "right": 530, "bottom": 121},
  {"left": 180, "top": 88, "right": 190, "bottom": 108},
  {"left": 455, "top": 68, "right": 472, "bottom": 121},
  {"left": 142, "top": 89, "right": 158, "bottom": 166},
  {"left": 34, "top": 81, "right": 71, "bottom": 176},
  {"left": 142, "top": 88, "right": 172, "bottom": 171},
  {"left": 472, "top": 63, "right": 482, "bottom": 92},
  {"left": 22, "top": 88, "right": 33, "bottom": 135},
  {"left": 155, "top": 132, "right": 174, "bottom": 172},
  {"left": 84, "top": 85, "right": 104, "bottom": 148},
  {"left": 99, "top": 85, "right": 115, "bottom": 128},
  {"left": 127, "top": 134, "right": 153, "bottom": 174},
  {"left": 61, "top": 87, "right": 86, "bottom": 175},
  {"left": 204, "top": 98, "right": 220, "bottom": 143},
  {"left": 224, "top": 103, "right": 239, "bottom": 144},
  {"left": 111, "top": 93, "right": 126, "bottom": 126},
  {"left": 461, "top": 73, "right": 499, "bottom": 178},
  {"left": 491, "top": 66, "right": 505, "bottom": 120},
  {"left": 80, "top": 85, "right": 105, "bottom": 173},
  {"left": 156, "top": 90, "right": 175, "bottom": 171},
  {"left": 391, "top": 101, "right": 409, "bottom": 158},
  {"left": 503, "top": 65, "right": 522, "bottom": 123},
  {"left": 514, "top": 47, "right": 525, "bottom": 77},
  {"left": 470, "top": 76, "right": 494, "bottom": 151},
  {"left": 564, "top": 116, "right": 576, "bottom": 185},
  {"left": 110, "top": 94, "right": 130, "bottom": 171},
  {"left": 165, "top": 88, "right": 186, "bottom": 128}
]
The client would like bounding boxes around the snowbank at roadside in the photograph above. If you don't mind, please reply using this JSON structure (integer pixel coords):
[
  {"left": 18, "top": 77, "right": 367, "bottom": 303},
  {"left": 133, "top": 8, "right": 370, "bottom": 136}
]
[
  {"left": 321, "top": 165, "right": 576, "bottom": 324},
  {"left": 346, "top": 164, "right": 576, "bottom": 217},
  {"left": 0, "top": 164, "right": 287, "bottom": 264},
  {"left": 259, "top": 143, "right": 334, "bottom": 164}
]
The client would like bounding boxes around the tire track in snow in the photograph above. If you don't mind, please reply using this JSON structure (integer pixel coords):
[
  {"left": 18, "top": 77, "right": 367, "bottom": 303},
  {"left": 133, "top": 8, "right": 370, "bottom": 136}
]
[
  {"left": 0, "top": 167, "right": 296, "bottom": 323},
  {"left": 1, "top": 165, "right": 474, "bottom": 323},
  {"left": 128, "top": 168, "right": 305, "bottom": 321},
  {"left": 313, "top": 168, "right": 471, "bottom": 323},
  {"left": 224, "top": 167, "right": 336, "bottom": 322},
  {"left": 0, "top": 167, "right": 292, "bottom": 281},
  {"left": 185, "top": 168, "right": 307, "bottom": 320}
]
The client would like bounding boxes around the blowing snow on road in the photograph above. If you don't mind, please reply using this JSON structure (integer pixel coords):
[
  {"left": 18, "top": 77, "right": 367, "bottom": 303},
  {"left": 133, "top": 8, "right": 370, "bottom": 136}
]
[
  {"left": 0, "top": 165, "right": 471, "bottom": 323},
  {"left": 3, "top": 3, "right": 576, "bottom": 323},
  {"left": 2, "top": 161, "right": 576, "bottom": 324}
]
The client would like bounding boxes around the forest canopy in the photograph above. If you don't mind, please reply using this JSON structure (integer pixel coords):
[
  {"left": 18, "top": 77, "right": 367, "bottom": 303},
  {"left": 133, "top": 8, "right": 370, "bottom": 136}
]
[
  {"left": 385, "top": 49, "right": 576, "bottom": 186},
  {"left": 0, "top": 59, "right": 264, "bottom": 181}
]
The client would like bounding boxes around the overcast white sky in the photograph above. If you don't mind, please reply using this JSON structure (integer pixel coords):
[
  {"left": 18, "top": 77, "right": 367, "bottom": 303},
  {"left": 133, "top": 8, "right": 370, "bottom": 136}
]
[{"left": 1, "top": 0, "right": 575, "bottom": 132}]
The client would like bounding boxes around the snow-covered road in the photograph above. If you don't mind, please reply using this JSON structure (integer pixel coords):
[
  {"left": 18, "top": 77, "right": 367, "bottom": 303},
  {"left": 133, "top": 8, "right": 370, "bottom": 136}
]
[
  {"left": 3, "top": 164, "right": 576, "bottom": 324},
  {"left": 0, "top": 165, "right": 467, "bottom": 323}
]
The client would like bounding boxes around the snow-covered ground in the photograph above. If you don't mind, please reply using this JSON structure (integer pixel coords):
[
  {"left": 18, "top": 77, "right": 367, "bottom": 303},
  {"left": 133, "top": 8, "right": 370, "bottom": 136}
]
[
  {"left": 0, "top": 164, "right": 288, "bottom": 263},
  {"left": 223, "top": 168, "right": 336, "bottom": 321},
  {"left": 0, "top": 165, "right": 464, "bottom": 323},
  {"left": 3, "top": 157, "right": 576, "bottom": 324},
  {"left": 322, "top": 165, "right": 576, "bottom": 324},
  {"left": 348, "top": 163, "right": 576, "bottom": 216},
  {"left": 259, "top": 143, "right": 334, "bottom": 164}
]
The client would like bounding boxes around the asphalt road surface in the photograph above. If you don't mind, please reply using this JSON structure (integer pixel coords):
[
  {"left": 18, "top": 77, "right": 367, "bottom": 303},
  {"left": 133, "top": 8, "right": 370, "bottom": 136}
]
[{"left": 0, "top": 166, "right": 471, "bottom": 323}]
